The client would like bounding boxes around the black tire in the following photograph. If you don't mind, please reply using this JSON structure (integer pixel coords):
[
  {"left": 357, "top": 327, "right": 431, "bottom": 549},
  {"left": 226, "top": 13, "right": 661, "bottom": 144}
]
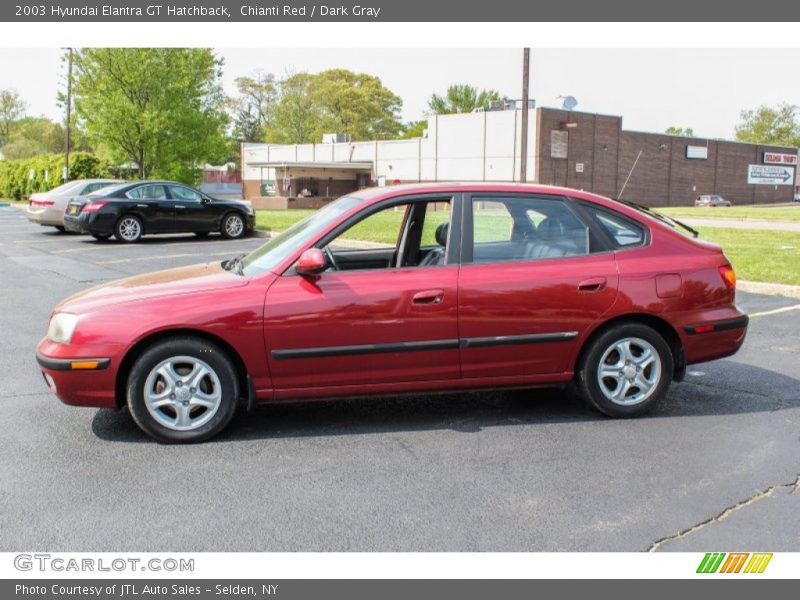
[
  {"left": 576, "top": 322, "right": 673, "bottom": 418},
  {"left": 91, "top": 233, "right": 112, "bottom": 241},
  {"left": 194, "top": 231, "right": 210, "bottom": 238},
  {"left": 126, "top": 336, "right": 240, "bottom": 443},
  {"left": 220, "top": 212, "right": 247, "bottom": 239},
  {"left": 54, "top": 225, "right": 66, "bottom": 232},
  {"left": 114, "top": 214, "right": 143, "bottom": 243}
]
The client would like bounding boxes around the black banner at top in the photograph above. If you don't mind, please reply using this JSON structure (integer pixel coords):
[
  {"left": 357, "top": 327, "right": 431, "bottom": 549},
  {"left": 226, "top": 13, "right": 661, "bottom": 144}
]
[{"left": 3, "top": 0, "right": 800, "bottom": 22}]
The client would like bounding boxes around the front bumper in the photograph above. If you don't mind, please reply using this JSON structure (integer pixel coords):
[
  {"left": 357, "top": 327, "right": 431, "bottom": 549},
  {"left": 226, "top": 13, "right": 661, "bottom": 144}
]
[{"left": 36, "top": 339, "right": 122, "bottom": 408}]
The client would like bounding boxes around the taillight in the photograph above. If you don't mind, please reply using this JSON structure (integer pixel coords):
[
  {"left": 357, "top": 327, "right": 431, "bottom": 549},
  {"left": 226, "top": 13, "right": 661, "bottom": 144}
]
[
  {"left": 81, "top": 201, "right": 108, "bottom": 214},
  {"left": 719, "top": 264, "right": 736, "bottom": 290}
]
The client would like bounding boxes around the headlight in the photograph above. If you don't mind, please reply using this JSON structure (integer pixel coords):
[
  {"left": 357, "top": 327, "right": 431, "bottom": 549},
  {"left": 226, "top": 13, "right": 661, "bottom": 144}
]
[{"left": 47, "top": 313, "right": 81, "bottom": 344}]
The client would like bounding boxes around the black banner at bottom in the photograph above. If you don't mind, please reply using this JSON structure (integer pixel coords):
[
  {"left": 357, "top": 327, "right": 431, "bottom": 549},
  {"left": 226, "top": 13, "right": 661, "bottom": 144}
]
[{"left": 2, "top": 580, "right": 795, "bottom": 600}]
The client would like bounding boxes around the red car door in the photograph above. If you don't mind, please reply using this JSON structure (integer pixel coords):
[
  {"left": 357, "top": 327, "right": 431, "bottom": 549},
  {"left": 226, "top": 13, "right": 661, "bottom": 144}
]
[
  {"left": 458, "top": 194, "right": 618, "bottom": 378},
  {"left": 263, "top": 198, "right": 460, "bottom": 393}
]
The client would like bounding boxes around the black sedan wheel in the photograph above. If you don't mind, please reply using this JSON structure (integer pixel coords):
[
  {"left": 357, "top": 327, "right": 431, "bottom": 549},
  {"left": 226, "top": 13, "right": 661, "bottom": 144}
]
[
  {"left": 221, "top": 212, "right": 246, "bottom": 239},
  {"left": 115, "top": 215, "right": 143, "bottom": 243}
]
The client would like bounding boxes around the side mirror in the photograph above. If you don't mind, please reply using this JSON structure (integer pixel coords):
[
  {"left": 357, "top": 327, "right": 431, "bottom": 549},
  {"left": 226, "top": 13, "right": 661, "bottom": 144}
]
[{"left": 295, "top": 248, "right": 326, "bottom": 276}]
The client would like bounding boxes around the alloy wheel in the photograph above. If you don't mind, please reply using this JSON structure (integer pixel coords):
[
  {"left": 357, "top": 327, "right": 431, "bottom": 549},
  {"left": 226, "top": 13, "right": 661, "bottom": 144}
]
[
  {"left": 596, "top": 337, "right": 662, "bottom": 406},
  {"left": 143, "top": 356, "right": 222, "bottom": 431},
  {"left": 118, "top": 217, "right": 141, "bottom": 241},
  {"left": 224, "top": 214, "right": 244, "bottom": 238}
]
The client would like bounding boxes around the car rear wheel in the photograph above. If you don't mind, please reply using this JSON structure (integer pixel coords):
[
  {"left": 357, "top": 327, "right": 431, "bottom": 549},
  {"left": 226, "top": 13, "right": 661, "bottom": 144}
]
[
  {"left": 54, "top": 225, "right": 66, "bottom": 232},
  {"left": 221, "top": 212, "right": 246, "bottom": 239},
  {"left": 576, "top": 323, "right": 673, "bottom": 418},
  {"left": 127, "top": 337, "right": 240, "bottom": 443},
  {"left": 115, "top": 215, "right": 143, "bottom": 243}
]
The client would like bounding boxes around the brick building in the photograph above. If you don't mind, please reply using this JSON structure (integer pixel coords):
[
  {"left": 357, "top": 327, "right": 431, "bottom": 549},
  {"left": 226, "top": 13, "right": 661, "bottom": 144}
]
[
  {"left": 536, "top": 108, "right": 797, "bottom": 206},
  {"left": 241, "top": 107, "right": 798, "bottom": 208}
]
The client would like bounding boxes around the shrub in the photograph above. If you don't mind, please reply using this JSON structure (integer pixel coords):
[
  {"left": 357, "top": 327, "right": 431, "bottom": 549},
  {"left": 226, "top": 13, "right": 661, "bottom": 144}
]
[{"left": 0, "top": 153, "right": 109, "bottom": 200}]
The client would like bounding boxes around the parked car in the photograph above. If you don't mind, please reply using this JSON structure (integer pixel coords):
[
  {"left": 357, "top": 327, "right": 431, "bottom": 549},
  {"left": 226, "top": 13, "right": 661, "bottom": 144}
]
[
  {"left": 694, "top": 194, "right": 732, "bottom": 207},
  {"left": 25, "top": 179, "right": 121, "bottom": 231},
  {"left": 63, "top": 180, "right": 255, "bottom": 242},
  {"left": 37, "top": 183, "right": 748, "bottom": 443}
]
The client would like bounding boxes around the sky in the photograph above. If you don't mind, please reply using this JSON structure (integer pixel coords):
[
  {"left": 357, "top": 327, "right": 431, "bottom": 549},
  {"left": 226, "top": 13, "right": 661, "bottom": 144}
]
[{"left": 1, "top": 48, "right": 798, "bottom": 140}]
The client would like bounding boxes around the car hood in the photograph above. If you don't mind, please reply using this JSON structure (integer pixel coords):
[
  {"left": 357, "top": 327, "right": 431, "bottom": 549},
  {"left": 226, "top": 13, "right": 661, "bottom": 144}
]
[{"left": 57, "top": 261, "right": 252, "bottom": 314}]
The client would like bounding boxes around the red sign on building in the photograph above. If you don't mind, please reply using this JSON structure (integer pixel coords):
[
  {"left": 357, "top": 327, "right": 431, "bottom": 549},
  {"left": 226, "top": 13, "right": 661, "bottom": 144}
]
[{"left": 762, "top": 152, "right": 798, "bottom": 165}]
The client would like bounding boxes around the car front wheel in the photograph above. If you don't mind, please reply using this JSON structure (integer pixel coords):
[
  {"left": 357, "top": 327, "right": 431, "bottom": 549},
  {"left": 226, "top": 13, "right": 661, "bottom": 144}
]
[
  {"left": 126, "top": 337, "right": 240, "bottom": 443},
  {"left": 577, "top": 323, "right": 673, "bottom": 418},
  {"left": 221, "top": 212, "right": 246, "bottom": 239}
]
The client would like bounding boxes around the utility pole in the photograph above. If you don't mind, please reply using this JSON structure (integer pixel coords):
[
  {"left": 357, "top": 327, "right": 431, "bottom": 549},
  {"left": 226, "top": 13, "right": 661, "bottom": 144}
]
[
  {"left": 519, "top": 48, "right": 530, "bottom": 182},
  {"left": 64, "top": 47, "right": 73, "bottom": 182}
]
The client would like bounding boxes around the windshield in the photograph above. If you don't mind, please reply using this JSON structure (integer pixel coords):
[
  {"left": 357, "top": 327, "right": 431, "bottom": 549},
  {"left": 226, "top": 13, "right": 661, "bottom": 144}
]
[{"left": 241, "top": 196, "right": 363, "bottom": 276}]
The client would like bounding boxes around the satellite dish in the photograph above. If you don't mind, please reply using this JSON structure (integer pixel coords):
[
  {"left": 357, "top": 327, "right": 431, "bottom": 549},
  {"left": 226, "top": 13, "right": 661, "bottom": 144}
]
[{"left": 558, "top": 95, "right": 578, "bottom": 111}]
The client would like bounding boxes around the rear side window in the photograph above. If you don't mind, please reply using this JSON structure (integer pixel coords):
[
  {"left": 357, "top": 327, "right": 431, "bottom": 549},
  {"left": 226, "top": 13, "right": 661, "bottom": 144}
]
[
  {"left": 583, "top": 206, "right": 646, "bottom": 248},
  {"left": 470, "top": 197, "right": 590, "bottom": 263},
  {"left": 128, "top": 185, "right": 168, "bottom": 200}
]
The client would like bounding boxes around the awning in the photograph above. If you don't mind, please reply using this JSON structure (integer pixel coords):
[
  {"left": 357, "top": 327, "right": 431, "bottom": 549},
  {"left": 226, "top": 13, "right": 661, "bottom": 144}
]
[{"left": 249, "top": 161, "right": 373, "bottom": 170}]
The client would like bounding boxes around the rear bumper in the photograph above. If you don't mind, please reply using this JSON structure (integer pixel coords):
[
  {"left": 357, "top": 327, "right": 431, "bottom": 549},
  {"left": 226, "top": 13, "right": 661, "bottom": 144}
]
[
  {"left": 64, "top": 212, "right": 115, "bottom": 236},
  {"left": 26, "top": 205, "right": 65, "bottom": 226},
  {"left": 677, "top": 310, "right": 749, "bottom": 365}
]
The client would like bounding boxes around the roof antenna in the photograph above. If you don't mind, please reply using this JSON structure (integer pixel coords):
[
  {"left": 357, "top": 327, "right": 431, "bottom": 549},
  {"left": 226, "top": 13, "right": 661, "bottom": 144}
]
[{"left": 617, "top": 150, "right": 642, "bottom": 200}]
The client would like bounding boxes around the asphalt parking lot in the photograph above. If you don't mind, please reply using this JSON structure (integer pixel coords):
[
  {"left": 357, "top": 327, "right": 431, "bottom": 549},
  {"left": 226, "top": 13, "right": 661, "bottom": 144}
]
[{"left": 1, "top": 205, "right": 798, "bottom": 552}]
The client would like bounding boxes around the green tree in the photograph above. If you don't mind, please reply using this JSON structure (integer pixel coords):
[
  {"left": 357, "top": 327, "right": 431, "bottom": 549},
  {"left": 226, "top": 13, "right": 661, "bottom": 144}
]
[
  {"left": 427, "top": 84, "right": 501, "bottom": 115},
  {"left": 1, "top": 118, "right": 64, "bottom": 159},
  {"left": 665, "top": 126, "right": 695, "bottom": 137},
  {"left": 0, "top": 89, "right": 26, "bottom": 148},
  {"left": 229, "top": 71, "right": 276, "bottom": 142},
  {"left": 399, "top": 120, "right": 428, "bottom": 139},
  {"left": 264, "top": 69, "right": 403, "bottom": 143},
  {"left": 309, "top": 69, "right": 402, "bottom": 140},
  {"left": 734, "top": 104, "right": 800, "bottom": 147},
  {"left": 72, "top": 48, "right": 229, "bottom": 182},
  {"left": 264, "top": 73, "right": 317, "bottom": 144}
]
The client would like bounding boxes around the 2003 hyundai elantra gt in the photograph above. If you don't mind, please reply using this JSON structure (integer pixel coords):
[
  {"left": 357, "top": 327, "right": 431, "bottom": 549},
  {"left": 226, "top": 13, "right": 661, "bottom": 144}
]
[{"left": 36, "top": 183, "right": 749, "bottom": 443}]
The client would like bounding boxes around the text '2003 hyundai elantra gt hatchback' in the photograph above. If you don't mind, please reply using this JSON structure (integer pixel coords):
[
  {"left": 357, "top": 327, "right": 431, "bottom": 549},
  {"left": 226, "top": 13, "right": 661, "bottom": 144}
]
[{"left": 36, "top": 183, "right": 748, "bottom": 443}]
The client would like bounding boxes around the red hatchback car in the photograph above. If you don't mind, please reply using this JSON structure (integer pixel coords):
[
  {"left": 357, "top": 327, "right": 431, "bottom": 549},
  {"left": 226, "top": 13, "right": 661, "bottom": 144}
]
[{"left": 37, "top": 184, "right": 748, "bottom": 442}]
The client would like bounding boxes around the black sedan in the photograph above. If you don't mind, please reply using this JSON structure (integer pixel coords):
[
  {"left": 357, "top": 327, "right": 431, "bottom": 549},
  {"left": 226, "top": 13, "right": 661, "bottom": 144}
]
[{"left": 63, "top": 181, "right": 256, "bottom": 243}]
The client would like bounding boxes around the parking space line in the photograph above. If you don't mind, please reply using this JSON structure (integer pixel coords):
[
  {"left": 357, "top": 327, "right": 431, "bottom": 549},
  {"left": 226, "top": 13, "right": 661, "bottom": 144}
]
[
  {"left": 749, "top": 304, "right": 800, "bottom": 318},
  {"left": 50, "top": 239, "right": 258, "bottom": 254},
  {"left": 96, "top": 250, "right": 240, "bottom": 265}
]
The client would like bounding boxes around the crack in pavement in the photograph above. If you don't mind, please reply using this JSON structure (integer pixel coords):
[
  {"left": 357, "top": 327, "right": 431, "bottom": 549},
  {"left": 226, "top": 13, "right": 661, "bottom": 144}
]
[{"left": 647, "top": 473, "right": 800, "bottom": 551}]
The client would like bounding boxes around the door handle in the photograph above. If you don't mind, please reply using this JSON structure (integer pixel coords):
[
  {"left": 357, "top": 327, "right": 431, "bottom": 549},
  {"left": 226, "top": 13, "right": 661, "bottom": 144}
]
[
  {"left": 412, "top": 289, "right": 444, "bottom": 305},
  {"left": 578, "top": 277, "right": 607, "bottom": 293}
]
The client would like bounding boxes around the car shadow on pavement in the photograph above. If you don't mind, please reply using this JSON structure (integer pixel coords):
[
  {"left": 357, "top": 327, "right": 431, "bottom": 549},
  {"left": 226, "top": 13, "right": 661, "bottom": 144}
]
[{"left": 90, "top": 360, "right": 800, "bottom": 444}]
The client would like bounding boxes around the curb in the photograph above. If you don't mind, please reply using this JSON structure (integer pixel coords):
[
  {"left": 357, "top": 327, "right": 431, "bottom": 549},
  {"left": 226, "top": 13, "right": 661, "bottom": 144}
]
[{"left": 739, "top": 280, "right": 800, "bottom": 299}]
